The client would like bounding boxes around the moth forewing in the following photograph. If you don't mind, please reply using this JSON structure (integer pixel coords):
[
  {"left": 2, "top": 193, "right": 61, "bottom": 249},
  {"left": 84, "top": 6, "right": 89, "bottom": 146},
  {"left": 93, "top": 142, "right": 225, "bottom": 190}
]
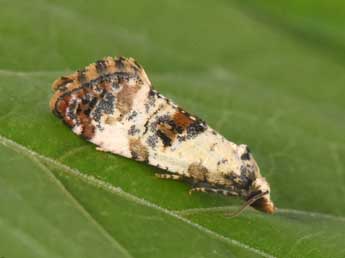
[{"left": 50, "top": 56, "right": 275, "bottom": 214}]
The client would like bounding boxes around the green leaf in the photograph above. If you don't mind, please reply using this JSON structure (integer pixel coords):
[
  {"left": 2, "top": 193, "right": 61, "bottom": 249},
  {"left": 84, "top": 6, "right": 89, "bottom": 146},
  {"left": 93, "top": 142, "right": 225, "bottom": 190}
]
[
  {"left": 0, "top": 139, "right": 131, "bottom": 258},
  {"left": 1, "top": 0, "right": 345, "bottom": 257},
  {"left": 236, "top": 0, "right": 345, "bottom": 62}
]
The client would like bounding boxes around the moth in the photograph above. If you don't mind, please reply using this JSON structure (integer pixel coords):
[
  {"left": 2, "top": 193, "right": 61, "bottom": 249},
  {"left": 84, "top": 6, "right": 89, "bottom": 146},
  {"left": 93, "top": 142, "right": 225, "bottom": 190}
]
[{"left": 50, "top": 56, "right": 275, "bottom": 215}]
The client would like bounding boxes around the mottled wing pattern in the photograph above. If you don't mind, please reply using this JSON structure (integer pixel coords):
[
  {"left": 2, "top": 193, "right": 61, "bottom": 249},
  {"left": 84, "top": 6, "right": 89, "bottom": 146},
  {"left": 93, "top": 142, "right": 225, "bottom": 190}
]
[
  {"left": 50, "top": 56, "right": 275, "bottom": 214},
  {"left": 50, "top": 57, "right": 149, "bottom": 138},
  {"left": 50, "top": 56, "right": 207, "bottom": 169}
]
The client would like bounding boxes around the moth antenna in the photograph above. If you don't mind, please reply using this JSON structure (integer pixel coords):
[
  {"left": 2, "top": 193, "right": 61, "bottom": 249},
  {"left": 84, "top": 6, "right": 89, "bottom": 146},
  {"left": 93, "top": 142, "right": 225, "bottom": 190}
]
[{"left": 225, "top": 190, "right": 269, "bottom": 218}]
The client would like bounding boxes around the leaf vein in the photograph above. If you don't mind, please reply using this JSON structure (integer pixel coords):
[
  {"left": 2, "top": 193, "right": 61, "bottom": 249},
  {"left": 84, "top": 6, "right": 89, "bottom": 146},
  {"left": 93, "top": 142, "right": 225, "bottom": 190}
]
[
  {"left": 173, "top": 206, "right": 345, "bottom": 222},
  {"left": 1, "top": 137, "right": 134, "bottom": 258}
]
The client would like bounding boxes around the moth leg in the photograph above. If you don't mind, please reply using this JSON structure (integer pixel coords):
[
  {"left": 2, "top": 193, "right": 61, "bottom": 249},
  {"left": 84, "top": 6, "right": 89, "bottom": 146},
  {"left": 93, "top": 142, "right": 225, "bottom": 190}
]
[
  {"left": 189, "top": 187, "right": 239, "bottom": 197},
  {"left": 155, "top": 173, "right": 184, "bottom": 181}
]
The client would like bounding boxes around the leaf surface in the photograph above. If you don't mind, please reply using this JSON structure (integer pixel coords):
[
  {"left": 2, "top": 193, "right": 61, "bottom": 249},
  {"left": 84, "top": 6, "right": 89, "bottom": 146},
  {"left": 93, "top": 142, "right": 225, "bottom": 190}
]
[{"left": 1, "top": 0, "right": 345, "bottom": 257}]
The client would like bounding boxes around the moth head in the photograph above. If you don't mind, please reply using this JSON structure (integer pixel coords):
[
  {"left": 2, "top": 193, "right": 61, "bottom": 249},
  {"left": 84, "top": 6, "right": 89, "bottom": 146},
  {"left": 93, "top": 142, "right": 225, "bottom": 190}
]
[
  {"left": 247, "top": 177, "right": 276, "bottom": 214},
  {"left": 225, "top": 177, "right": 276, "bottom": 217},
  {"left": 237, "top": 145, "right": 276, "bottom": 214}
]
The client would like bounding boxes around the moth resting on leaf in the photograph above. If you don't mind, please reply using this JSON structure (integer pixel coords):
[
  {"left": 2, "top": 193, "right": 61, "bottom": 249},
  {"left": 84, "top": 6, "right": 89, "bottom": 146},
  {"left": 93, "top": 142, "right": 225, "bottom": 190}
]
[{"left": 50, "top": 56, "right": 275, "bottom": 215}]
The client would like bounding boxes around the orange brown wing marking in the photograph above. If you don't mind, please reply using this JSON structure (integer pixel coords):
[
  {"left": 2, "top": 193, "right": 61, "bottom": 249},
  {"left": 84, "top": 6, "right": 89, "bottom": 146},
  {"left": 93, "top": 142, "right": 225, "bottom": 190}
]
[
  {"left": 53, "top": 86, "right": 98, "bottom": 139},
  {"left": 55, "top": 95, "right": 74, "bottom": 126},
  {"left": 116, "top": 82, "right": 140, "bottom": 118},
  {"left": 49, "top": 80, "right": 82, "bottom": 111},
  {"left": 52, "top": 75, "right": 75, "bottom": 91},
  {"left": 78, "top": 111, "right": 95, "bottom": 140},
  {"left": 173, "top": 111, "right": 195, "bottom": 129},
  {"left": 103, "top": 57, "right": 117, "bottom": 73},
  {"left": 153, "top": 109, "right": 207, "bottom": 148},
  {"left": 157, "top": 123, "right": 177, "bottom": 142},
  {"left": 50, "top": 56, "right": 151, "bottom": 140},
  {"left": 129, "top": 138, "right": 149, "bottom": 161},
  {"left": 77, "top": 62, "right": 101, "bottom": 85},
  {"left": 84, "top": 63, "right": 99, "bottom": 81}
]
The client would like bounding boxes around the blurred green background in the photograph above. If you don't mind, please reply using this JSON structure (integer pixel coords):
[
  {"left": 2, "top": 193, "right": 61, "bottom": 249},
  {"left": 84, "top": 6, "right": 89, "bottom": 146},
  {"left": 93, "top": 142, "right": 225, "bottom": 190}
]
[{"left": 0, "top": 0, "right": 345, "bottom": 257}]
